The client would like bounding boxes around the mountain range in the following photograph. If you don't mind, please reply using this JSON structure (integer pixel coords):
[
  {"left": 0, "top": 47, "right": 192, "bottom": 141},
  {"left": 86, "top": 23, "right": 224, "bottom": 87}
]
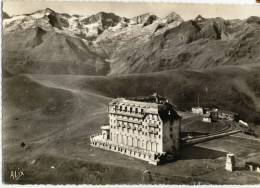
[{"left": 3, "top": 8, "right": 260, "bottom": 75}]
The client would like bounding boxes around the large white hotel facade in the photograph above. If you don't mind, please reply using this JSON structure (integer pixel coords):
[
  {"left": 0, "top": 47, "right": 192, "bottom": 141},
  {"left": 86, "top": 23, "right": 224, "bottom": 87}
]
[{"left": 90, "top": 93, "right": 181, "bottom": 165}]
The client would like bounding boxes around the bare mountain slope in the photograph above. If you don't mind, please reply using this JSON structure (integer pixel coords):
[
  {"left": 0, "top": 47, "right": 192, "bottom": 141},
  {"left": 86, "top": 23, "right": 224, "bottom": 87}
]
[
  {"left": 102, "top": 16, "right": 260, "bottom": 74},
  {"left": 3, "top": 26, "right": 109, "bottom": 75},
  {"left": 3, "top": 8, "right": 147, "bottom": 75},
  {"left": 2, "top": 8, "right": 123, "bottom": 75}
]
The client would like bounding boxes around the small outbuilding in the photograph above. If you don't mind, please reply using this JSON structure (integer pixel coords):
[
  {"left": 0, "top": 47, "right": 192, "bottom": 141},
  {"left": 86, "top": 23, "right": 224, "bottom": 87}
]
[
  {"left": 191, "top": 107, "right": 203, "bottom": 115},
  {"left": 245, "top": 162, "right": 260, "bottom": 173},
  {"left": 202, "top": 117, "right": 211, "bottom": 123}
]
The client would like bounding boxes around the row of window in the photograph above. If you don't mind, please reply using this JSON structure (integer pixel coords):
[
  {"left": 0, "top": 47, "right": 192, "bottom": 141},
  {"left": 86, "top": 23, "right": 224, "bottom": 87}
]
[
  {"left": 110, "top": 117, "right": 160, "bottom": 129},
  {"left": 114, "top": 105, "right": 144, "bottom": 114},
  {"left": 110, "top": 133, "right": 160, "bottom": 152},
  {"left": 111, "top": 127, "right": 161, "bottom": 138},
  {"left": 110, "top": 124, "right": 161, "bottom": 133},
  {"left": 145, "top": 119, "right": 161, "bottom": 126},
  {"left": 146, "top": 114, "right": 159, "bottom": 121},
  {"left": 116, "top": 118, "right": 141, "bottom": 125},
  {"left": 110, "top": 114, "right": 162, "bottom": 127},
  {"left": 110, "top": 115, "right": 140, "bottom": 122}
]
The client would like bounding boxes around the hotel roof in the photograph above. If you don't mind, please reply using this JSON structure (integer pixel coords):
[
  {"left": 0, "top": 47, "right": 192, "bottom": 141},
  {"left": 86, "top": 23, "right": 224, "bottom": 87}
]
[{"left": 109, "top": 93, "right": 181, "bottom": 121}]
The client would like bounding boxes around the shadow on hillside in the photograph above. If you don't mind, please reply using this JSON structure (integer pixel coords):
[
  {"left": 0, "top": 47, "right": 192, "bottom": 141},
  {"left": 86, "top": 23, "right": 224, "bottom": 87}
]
[{"left": 180, "top": 146, "right": 226, "bottom": 160}]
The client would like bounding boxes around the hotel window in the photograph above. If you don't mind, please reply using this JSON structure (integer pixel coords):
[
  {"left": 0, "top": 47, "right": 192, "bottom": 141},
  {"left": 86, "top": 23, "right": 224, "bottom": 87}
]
[
  {"left": 130, "top": 107, "right": 132, "bottom": 113},
  {"left": 170, "top": 127, "right": 173, "bottom": 131},
  {"left": 125, "top": 107, "right": 127, "bottom": 112},
  {"left": 135, "top": 108, "right": 138, "bottom": 113},
  {"left": 141, "top": 109, "right": 144, "bottom": 114},
  {"left": 120, "top": 106, "right": 122, "bottom": 111},
  {"left": 170, "top": 134, "right": 173, "bottom": 138}
]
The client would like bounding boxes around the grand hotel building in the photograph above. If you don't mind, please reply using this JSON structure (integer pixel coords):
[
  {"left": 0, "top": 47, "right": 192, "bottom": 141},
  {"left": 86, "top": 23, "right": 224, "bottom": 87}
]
[{"left": 90, "top": 93, "right": 181, "bottom": 165}]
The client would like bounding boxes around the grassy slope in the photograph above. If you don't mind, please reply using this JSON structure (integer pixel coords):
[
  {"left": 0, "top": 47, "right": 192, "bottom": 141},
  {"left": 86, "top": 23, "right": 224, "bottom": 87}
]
[{"left": 29, "top": 65, "right": 260, "bottom": 124}]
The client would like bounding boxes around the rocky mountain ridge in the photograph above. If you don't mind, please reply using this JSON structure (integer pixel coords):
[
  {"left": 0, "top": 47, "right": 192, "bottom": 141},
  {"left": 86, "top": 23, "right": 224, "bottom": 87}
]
[
  {"left": 3, "top": 8, "right": 260, "bottom": 75},
  {"left": 3, "top": 8, "right": 182, "bottom": 40}
]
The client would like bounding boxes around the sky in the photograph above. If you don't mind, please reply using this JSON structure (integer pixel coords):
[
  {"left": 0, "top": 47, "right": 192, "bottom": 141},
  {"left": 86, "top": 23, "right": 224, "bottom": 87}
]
[{"left": 3, "top": 0, "right": 260, "bottom": 20}]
